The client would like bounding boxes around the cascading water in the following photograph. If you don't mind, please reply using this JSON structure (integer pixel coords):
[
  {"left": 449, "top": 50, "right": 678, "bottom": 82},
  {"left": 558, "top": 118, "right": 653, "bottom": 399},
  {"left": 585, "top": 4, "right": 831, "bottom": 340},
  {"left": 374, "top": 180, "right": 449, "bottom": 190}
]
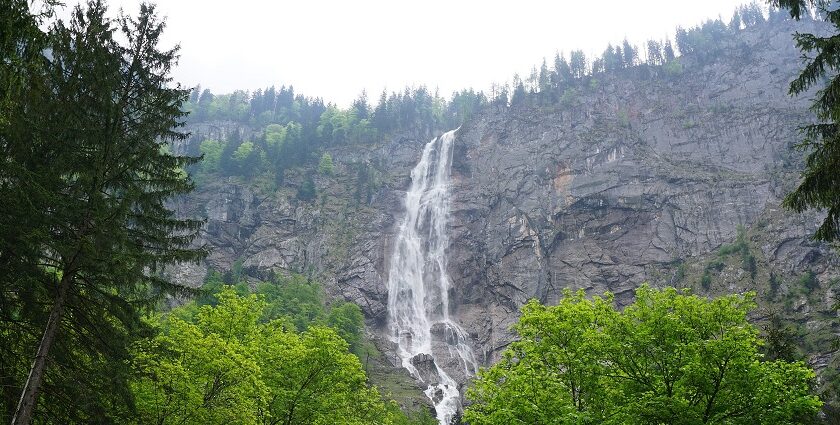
[{"left": 387, "top": 129, "right": 478, "bottom": 425}]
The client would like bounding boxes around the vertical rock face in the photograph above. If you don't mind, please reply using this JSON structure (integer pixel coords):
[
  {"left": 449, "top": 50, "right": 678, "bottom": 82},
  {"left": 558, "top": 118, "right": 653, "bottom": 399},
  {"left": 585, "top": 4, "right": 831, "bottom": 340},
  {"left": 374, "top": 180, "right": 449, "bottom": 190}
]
[{"left": 172, "top": 18, "right": 838, "bottom": 399}]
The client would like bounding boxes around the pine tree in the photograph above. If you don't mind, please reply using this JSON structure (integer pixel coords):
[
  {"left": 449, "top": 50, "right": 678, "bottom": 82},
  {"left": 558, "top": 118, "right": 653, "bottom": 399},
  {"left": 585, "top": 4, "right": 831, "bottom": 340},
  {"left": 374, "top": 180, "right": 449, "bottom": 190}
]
[
  {"left": 1, "top": 2, "right": 204, "bottom": 422},
  {"left": 538, "top": 59, "right": 550, "bottom": 93}
]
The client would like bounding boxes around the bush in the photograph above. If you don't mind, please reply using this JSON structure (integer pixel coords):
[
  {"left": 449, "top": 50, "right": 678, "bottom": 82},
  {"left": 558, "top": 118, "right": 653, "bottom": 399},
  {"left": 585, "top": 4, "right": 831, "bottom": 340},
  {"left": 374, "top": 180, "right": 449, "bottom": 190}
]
[
  {"left": 769, "top": 272, "right": 781, "bottom": 299},
  {"left": 664, "top": 58, "right": 683, "bottom": 76},
  {"left": 297, "top": 177, "right": 317, "bottom": 201},
  {"left": 798, "top": 271, "right": 819, "bottom": 291},
  {"left": 701, "top": 272, "right": 712, "bottom": 290}
]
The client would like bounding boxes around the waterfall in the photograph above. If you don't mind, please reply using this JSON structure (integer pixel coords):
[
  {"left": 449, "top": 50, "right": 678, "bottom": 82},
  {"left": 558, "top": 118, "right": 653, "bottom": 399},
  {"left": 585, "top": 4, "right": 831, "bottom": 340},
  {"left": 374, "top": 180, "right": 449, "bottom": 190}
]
[{"left": 387, "top": 129, "right": 478, "bottom": 425}]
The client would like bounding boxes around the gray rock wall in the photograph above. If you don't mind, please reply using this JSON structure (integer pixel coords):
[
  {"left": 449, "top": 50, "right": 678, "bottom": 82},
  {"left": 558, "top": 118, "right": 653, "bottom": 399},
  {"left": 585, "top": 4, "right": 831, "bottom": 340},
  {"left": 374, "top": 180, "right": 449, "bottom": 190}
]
[{"left": 171, "top": 18, "right": 838, "bottom": 392}]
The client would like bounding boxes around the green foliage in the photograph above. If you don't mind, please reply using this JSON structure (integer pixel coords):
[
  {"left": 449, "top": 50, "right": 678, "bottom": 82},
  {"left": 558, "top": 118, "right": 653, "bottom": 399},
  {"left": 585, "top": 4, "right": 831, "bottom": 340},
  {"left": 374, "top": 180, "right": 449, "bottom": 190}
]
[
  {"left": 770, "top": 272, "right": 782, "bottom": 299},
  {"left": 264, "top": 123, "right": 287, "bottom": 147},
  {"left": 772, "top": 0, "right": 840, "bottom": 242},
  {"left": 763, "top": 314, "right": 802, "bottom": 362},
  {"left": 465, "top": 285, "right": 822, "bottom": 425},
  {"left": 1, "top": 2, "right": 204, "bottom": 421},
  {"left": 319, "top": 152, "right": 335, "bottom": 175},
  {"left": 297, "top": 176, "right": 317, "bottom": 201},
  {"left": 199, "top": 139, "right": 223, "bottom": 173},
  {"left": 258, "top": 274, "right": 326, "bottom": 331},
  {"left": 674, "top": 262, "right": 687, "bottom": 283},
  {"left": 327, "top": 302, "right": 365, "bottom": 354},
  {"left": 701, "top": 271, "right": 713, "bottom": 289},
  {"left": 182, "top": 8, "right": 788, "bottom": 188},
  {"left": 664, "top": 57, "right": 684, "bottom": 76},
  {"left": 705, "top": 258, "right": 726, "bottom": 273},
  {"left": 199, "top": 273, "right": 368, "bottom": 356},
  {"left": 743, "top": 251, "right": 758, "bottom": 279},
  {"left": 617, "top": 110, "right": 630, "bottom": 128},
  {"left": 185, "top": 84, "right": 481, "bottom": 186},
  {"left": 131, "top": 287, "right": 398, "bottom": 425},
  {"left": 717, "top": 227, "right": 758, "bottom": 279},
  {"left": 386, "top": 404, "right": 438, "bottom": 425},
  {"left": 233, "top": 140, "right": 255, "bottom": 162},
  {"left": 798, "top": 270, "right": 820, "bottom": 291},
  {"left": 560, "top": 88, "right": 578, "bottom": 106}
]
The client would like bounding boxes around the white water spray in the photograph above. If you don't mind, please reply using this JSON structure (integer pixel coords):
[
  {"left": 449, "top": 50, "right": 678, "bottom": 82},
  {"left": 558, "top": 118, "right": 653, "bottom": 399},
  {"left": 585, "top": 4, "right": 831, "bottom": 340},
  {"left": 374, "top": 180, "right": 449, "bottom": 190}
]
[{"left": 387, "top": 129, "right": 478, "bottom": 425}]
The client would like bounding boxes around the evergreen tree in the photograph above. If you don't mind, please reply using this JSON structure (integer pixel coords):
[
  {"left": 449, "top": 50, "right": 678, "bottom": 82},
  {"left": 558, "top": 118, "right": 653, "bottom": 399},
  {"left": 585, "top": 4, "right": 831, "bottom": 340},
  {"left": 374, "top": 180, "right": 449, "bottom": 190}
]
[
  {"left": 1, "top": 2, "right": 204, "bottom": 422},
  {"left": 219, "top": 128, "right": 242, "bottom": 176},
  {"left": 569, "top": 50, "right": 587, "bottom": 78},
  {"left": 493, "top": 84, "right": 509, "bottom": 107},
  {"left": 527, "top": 66, "right": 539, "bottom": 92},
  {"left": 603, "top": 44, "right": 620, "bottom": 71},
  {"left": 730, "top": 10, "right": 743, "bottom": 30},
  {"left": 675, "top": 26, "right": 690, "bottom": 55},
  {"left": 646, "top": 40, "right": 663, "bottom": 65},
  {"left": 510, "top": 75, "right": 527, "bottom": 106},
  {"left": 189, "top": 84, "right": 201, "bottom": 103},
  {"left": 622, "top": 39, "right": 637, "bottom": 67},
  {"left": 774, "top": 0, "right": 840, "bottom": 242},
  {"left": 538, "top": 58, "right": 550, "bottom": 92},
  {"left": 195, "top": 89, "right": 214, "bottom": 121},
  {"left": 740, "top": 2, "right": 766, "bottom": 26},
  {"left": 372, "top": 90, "right": 390, "bottom": 132},
  {"left": 352, "top": 90, "right": 370, "bottom": 120},
  {"left": 318, "top": 152, "right": 334, "bottom": 175},
  {"left": 663, "top": 38, "right": 676, "bottom": 62},
  {"left": 554, "top": 52, "right": 572, "bottom": 84},
  {"left": 613, "top": 45, "right": 623, "bottom": 68}
]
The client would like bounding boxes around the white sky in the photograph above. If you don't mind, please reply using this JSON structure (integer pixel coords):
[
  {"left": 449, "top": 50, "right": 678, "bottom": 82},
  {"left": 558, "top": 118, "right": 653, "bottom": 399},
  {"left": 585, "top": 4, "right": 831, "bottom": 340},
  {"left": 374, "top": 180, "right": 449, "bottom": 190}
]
[{"left": 58, "top": 0, "right": 748, "bottom": 106}]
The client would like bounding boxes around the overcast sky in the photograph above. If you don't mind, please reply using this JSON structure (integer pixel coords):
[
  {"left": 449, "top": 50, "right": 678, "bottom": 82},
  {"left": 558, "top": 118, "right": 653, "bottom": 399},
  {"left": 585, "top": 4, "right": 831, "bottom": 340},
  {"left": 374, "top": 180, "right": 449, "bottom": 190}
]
[{"left": 59, "top": 0, "right": 749, "bottom": 106}]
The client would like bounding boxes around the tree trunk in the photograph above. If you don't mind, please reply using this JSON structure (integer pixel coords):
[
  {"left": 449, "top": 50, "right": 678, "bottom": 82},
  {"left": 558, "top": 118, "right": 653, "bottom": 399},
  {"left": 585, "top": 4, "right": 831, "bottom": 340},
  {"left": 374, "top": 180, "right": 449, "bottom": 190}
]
[{"left": 11, "top": 273, "right": 72, "bottom": 425}]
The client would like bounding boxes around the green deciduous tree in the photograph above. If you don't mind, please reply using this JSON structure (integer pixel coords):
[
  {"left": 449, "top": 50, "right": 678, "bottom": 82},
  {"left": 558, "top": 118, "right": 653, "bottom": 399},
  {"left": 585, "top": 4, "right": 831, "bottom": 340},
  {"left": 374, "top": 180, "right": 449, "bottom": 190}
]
[
  {"left": 131, "top": 294, "right": 268, "bottom": 424},
  {"left": 465, "top": 286, "right": 821, "bottom": 425},
  {"left": 131, "top": 287, "right": 398, "bottom": 425},
  {"left": 199, "top": 139, "right": 224, "bottom": 173}
]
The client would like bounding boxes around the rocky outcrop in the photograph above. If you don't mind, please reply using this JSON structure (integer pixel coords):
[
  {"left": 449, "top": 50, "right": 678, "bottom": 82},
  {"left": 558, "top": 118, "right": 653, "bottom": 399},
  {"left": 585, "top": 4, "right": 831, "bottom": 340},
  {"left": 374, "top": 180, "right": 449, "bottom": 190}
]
[{"left": 172, "top": 18, "right": 838, "bottom": 401}]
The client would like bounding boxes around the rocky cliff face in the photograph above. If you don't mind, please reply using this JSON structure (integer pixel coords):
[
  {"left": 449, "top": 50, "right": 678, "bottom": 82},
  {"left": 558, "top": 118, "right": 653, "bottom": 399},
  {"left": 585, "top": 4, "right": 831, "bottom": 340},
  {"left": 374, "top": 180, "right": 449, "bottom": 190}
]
[{"left": 172, "top": 18, "right": 838, "bottom": 402}]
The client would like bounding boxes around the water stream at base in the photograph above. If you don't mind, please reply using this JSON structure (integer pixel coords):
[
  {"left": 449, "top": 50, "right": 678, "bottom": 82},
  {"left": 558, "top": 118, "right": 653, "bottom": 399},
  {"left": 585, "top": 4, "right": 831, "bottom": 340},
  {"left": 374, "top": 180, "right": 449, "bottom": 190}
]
[{"left": 386, "top": 129, "right": 478, "bottom": 425}]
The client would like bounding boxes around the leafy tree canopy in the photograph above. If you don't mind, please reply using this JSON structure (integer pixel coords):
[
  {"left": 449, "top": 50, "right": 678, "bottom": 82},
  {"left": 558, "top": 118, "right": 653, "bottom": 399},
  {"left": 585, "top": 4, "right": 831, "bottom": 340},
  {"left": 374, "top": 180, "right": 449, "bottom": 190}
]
[
  {"left": 131, "top": 287, "right": 401, "bottom": 425},
  {"left": 465, "top": 285, "right": 821, "bottom": 425}
]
